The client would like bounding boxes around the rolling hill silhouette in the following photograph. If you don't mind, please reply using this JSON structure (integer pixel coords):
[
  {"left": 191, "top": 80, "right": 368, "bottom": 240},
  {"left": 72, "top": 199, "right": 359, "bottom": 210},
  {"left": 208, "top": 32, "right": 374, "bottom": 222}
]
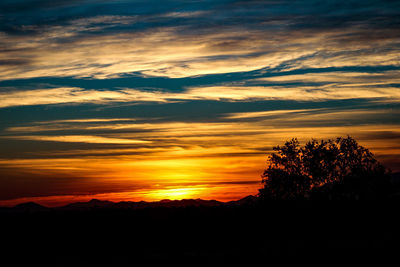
[{"left": 2, "top": 197, "right": 243, "bottom": 212}]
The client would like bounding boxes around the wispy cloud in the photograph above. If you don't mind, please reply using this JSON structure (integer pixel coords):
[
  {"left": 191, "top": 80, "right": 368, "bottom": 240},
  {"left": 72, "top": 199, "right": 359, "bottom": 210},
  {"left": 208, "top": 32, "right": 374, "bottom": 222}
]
[
  {"left": 0, "top": 87, "right": 173, "bottom": 108},
  {"left": 256, "top": 71, "right": 400, "bottom": 84},
  {"left": 0, "top": 1, "right": 399, "bottom": 80},
  {"left": 184, "top": 85, "right": 400, "bottom": 101},
  {"left": 225, "top": 109, "right": 322, "bottom": 119},
  {"left": 6, "top": 135, "right": 151, "bottom": 144},
  {"left": 1, "top": 73, "right": 400, "bottom": 108}
]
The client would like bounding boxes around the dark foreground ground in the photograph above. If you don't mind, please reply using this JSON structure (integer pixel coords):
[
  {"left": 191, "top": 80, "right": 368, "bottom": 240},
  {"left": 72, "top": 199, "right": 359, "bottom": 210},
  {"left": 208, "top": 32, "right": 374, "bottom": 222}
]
[{"left": 1, "top": 197, "right": 400, "bottom": 266}]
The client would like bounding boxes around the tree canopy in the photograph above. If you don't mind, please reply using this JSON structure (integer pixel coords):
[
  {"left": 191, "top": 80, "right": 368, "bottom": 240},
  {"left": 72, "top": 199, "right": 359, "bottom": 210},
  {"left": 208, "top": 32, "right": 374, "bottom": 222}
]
[{"left": 259, "top": 136, "right": 391, "bottom": 200}]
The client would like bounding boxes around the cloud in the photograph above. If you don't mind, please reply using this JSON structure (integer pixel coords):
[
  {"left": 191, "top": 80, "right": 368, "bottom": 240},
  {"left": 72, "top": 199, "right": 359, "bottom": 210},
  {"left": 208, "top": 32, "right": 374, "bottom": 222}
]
[
  {"left": 0, "top": 1, "right": 399, "bottom": 80},
  {"left": 4, "top": 108, "right": 400, "bottom": 151},
  {"left": 2, "top": 26, "right": 397, "bottom": 80},
  {"left": 1, "top": 71, "right": 400, "bottom": 109},
  {"left": 256, "top": 70, "right": 400, "bottom": 84},
  {"left": 224, "top": 109, "right": 321, "bottom": 119},
  {"left": 0, "top": 87, "right": 121, "bottom": 107},
  {"left": 6, "top": 135, "right": 151, "bottom": 144},
  {"left": 183, "top": 85, "right": 400, "bottom": 102},
  {"left": 0, "top": 87, "right": 175, "bottom": 108}
]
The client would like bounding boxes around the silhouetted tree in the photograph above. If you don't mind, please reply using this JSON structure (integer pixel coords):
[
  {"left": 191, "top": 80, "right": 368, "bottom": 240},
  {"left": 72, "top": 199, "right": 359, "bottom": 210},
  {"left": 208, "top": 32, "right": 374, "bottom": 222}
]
[{"left": 259, "top": 136, "right": 391, "bottom": 200}]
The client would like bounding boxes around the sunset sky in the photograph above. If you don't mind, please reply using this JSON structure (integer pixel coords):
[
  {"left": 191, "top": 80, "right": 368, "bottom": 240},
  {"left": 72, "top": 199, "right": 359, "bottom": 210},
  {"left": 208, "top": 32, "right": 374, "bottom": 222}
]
[{"left": 1, "top": 0, "right": 399, "bottom": 206}]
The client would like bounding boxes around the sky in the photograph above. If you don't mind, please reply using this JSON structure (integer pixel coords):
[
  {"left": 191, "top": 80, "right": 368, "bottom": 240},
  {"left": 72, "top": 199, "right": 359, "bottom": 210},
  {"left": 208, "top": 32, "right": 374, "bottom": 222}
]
[{"left": 0, "top": 0, "right": 399, "bottom": 206}]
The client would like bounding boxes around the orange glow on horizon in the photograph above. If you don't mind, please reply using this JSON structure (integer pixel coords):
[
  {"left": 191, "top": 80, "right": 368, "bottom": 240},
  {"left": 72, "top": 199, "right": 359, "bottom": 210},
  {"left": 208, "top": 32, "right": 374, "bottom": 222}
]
[
  {"left": 0, "top": 183, "right": 260, "bottom": 207},
  {"left": 1, "top": 123, "right": 399, "bottom": 207}
]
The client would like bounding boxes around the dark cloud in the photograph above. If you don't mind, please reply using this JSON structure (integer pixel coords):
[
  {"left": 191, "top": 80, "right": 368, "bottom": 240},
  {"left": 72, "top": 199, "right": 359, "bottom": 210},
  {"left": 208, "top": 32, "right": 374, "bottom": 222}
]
[
  {"left": 0, "top": 0, "right": 85, "bottom": 11},
  {"left": 0, "top": 168, "right": 147, "bottom": 200},
  {"left": 0, "top": 59, "right": 32, "bottom": 66},
  {"left": 1, "top": 0, "right": 398, "bottom": 35}
]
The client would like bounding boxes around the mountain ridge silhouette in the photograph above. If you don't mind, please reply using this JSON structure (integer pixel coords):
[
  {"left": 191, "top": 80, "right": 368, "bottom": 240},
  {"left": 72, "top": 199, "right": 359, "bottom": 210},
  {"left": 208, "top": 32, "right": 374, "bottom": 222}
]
[{"left": 1, "top": 195, "right": 258, "bottom": 212}]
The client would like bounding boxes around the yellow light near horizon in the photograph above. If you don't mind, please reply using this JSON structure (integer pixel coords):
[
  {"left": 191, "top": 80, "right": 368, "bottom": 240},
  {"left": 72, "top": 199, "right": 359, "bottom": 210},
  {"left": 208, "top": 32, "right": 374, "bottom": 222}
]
[
  {"left": 1, "top": 122, "right": 399, "bottom": 208},
  {"left": 145, "top": 187, "right": 205, "bottom": 200}
]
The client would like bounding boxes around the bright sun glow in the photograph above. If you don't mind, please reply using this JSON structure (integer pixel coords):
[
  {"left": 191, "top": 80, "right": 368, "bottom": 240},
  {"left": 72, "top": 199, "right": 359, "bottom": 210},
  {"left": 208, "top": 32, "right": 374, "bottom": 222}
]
[{"left": 145, "top": 187, "right": 206, "bottom": 200}]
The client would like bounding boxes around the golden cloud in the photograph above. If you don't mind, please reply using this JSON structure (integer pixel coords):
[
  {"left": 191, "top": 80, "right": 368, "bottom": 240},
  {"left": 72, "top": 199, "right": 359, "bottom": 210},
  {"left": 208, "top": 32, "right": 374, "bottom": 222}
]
[{"left": 0, "top": 17, "right": 399, "bottom": 81}]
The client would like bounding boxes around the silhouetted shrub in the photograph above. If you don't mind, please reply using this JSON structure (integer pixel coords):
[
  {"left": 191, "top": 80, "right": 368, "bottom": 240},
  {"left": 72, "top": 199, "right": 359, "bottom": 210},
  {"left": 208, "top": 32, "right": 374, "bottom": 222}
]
[{"left": 259, "top": 136, "right": 391, "bottom": 200}]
